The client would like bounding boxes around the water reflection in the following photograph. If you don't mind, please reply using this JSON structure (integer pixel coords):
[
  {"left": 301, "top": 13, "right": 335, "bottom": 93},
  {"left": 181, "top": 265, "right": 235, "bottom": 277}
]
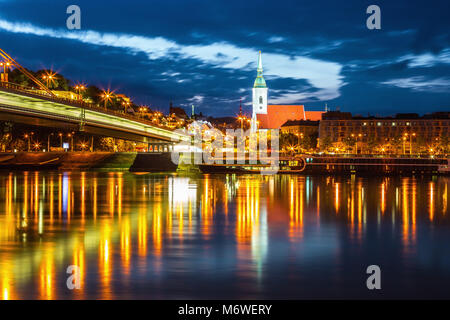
[{"left": 0, "top": 172, "right": 449, "bottom": 299}]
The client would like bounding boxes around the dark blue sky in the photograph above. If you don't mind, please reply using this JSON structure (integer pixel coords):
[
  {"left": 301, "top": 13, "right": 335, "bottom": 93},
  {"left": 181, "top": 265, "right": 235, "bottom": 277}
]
[{"left": 0, "top": 0, "right": 449, "bottom": 116}]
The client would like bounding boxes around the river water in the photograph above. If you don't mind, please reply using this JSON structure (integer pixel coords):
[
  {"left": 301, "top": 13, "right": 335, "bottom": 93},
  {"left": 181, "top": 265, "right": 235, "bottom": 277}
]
[{"left": 0, "top": 171, "right": 449, "bottom": 299}]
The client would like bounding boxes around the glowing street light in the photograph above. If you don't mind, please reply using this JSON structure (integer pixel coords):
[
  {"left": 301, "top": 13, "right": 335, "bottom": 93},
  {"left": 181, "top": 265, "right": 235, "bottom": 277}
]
[
  {"left": 139, "top": 106, "right": 148, "bottom": 118},
  {"left": 0, "top": 61, "right": 12, "bottom": 82},
  {"left": 33, "top": 142, "right": 41, "bottom": 151},
  {"left": 79, "top": 141, "right": 88, "bottom": 152},
  {"left": 101, "top": 90, "right": 114, "bottom": 110},
  {"left": 122, "top": 100, "right": 131, "bottom": 114},
  {"left": 42, "top": 71, "right": 57, "bottom": 89},
  {"left": 24, "top": 132, "right": 33, "bottom": 152},
  {"left": 67, "top": 131, "right": 75, "bottom": 151},
  {"left": 74, "top": 84, "right": 86, "bottom": 101}
]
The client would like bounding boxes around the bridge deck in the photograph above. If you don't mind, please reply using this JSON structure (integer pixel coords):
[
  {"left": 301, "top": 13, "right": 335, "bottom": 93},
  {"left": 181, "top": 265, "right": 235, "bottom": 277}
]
[{"left": 0, "top": 82, "right": 189, "bottom": 143}]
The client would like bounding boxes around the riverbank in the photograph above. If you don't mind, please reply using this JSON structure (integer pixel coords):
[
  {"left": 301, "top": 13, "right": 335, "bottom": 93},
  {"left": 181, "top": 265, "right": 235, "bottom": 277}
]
[
  {"left": 0, "top": 152, "right": 448, "bottom": 175},
  {"left": 0, "top": 152, "right": 178, "bottom": 172}
]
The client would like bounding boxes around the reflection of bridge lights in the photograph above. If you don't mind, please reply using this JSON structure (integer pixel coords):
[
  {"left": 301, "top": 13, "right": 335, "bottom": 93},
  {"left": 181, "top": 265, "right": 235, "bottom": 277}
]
[{"left": 168, "top": 177, "right": 197, "bottom": 205}]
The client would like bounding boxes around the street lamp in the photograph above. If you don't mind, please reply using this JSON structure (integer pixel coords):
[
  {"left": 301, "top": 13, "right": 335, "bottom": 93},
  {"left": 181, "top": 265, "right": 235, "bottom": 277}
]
[
  {"left": 410, "top": 132, "right": 415, "bottom": 155},
  {"left": 122, "top": 101, "right": 131, "bottom": 114},
  {"left": 237, "top": 115, "right": 246, "bottom": 131},
  {"left": 296, "top": 133, "right": 304, "bottom": 153},
  {"left": 402, "top": 136, "right": 407, "bottom": 155},
  {"left": 0, "top": 61, "right": 12, "bottom": 82},
  {"left": 67, "top": 132, "right": 74, "bottom": 151},
  {"left": 42, "top": 71, "right": 56, "bottom": 89},
  {"left": 24, "top": 134, "right": 30, "bottom": 152},
  {"left": 101, "top": 90, "right": 113, "bottom": 110},
  {"left": 47, "top": 133, "right": 54, "bottom": 152},
  {"left": 74, "top": 84, "right": 86, "bottom": 101},
  {"left": 58, "top": 132, "right": 63, "bottom": 148},
  {"left": 24, "top": 132, "right": 34, "bottom": 152},
  {"left": 33, "top": 142, "right": 41, "bottom": 152},
  {"left": 79, "top": 141, "right": 88, "bottom": 152}
]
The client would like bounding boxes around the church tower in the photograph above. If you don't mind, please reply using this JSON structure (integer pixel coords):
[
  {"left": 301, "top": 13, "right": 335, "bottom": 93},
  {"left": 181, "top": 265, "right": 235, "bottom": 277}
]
[{"left": 251, "top": 51, "right": 268, "bottom": 132}]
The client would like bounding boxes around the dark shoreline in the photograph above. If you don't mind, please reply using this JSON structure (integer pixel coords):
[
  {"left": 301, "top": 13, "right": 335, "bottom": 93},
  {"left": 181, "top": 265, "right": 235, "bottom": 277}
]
[{"left": 0, "top": 152, "right": 448, "bottom": 175}]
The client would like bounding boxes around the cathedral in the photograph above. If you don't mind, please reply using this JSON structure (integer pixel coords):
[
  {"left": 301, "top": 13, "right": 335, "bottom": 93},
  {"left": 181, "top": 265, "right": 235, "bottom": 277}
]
[{"left": 250, "top": 51, "right": 324, "bottom": 132}]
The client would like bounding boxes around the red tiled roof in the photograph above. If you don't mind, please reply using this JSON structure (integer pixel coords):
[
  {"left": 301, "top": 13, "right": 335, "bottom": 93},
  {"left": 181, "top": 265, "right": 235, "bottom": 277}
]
[
  {"left": 256, "top": 105, "right": 305, "bottom": 129},
  {"left": 305, "top": 111, "right": 324, "bottom": 121}
]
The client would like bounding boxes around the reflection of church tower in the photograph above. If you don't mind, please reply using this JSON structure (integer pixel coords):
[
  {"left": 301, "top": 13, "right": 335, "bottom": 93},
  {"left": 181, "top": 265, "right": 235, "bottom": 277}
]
[{"left": 251, "top": 51, "right": 268, "bottom": 132}]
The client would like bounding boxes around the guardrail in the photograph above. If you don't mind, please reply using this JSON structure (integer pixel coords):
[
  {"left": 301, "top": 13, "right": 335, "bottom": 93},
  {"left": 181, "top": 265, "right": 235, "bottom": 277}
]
[{"left": 0, "top": 81, "right": 178, "bottom": 133}]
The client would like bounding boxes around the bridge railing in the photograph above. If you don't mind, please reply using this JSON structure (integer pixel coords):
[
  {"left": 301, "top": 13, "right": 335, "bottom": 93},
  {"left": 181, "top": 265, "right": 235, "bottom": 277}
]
[{"left": 0, "top": 81, "right": 177, "bottom": 133}]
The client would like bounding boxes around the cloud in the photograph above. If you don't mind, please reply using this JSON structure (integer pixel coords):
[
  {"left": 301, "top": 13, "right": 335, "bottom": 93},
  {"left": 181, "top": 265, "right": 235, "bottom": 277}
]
[
  {"left": 0, "top": 17, "right": 344, "bottom": 103},
  {"left": 381, "top": 76, "right": 450, "bottom": 93},
  {"left": 188, "top": 95, "right": 204, "bottom": 104},
  {"left": 267, "top": 36, "right": 284, "bottom": 43},
  {"left": 397, "top": 48, "right": 450, "bottom": 68}
]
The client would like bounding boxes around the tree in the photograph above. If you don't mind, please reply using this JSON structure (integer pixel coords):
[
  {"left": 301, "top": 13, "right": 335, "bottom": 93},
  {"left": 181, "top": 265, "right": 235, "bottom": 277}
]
[
  {"left": 35, "top": 70, "right": 70, "bottom": 90},
  {"left": 9, "top": 68, "right": 34, "bottom": 87},
  {"left": 280, "top": 132, "right": 298, "bottom": 151},
  {"left": 437, "top": 135, "right": 449, "bottom": 155},
  {"left": 366, "top": 134, "right": 378, "bottom": 154},
  {"left": 300, "top": 132, "right": 318, "bottom": 151},
  {"left": 389, "top": 135, "right": 403, "bottom": 155},
  {"left": 100, "top": 137, "right": 115, "bottom": 151},
  {"left": 11, "top": 138, "right": 26, "bottom": 151},
  {"left": 320, "top": 136, "right": 332, "bottom": 152},
  {"left": 343, "top": 136, "right": 356, "bottom": 153},
  {"left": 84, "top": 85, "right": 102, "bottom": 104},
  {"left": 116, "top": 139, "right": 135, "bottom": 152}
]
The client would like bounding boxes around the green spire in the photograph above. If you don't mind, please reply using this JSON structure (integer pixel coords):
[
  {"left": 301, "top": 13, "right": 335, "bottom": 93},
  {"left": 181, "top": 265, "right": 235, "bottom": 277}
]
[{"left": 253, "top": 51, "right": 267, "bottom": 88}]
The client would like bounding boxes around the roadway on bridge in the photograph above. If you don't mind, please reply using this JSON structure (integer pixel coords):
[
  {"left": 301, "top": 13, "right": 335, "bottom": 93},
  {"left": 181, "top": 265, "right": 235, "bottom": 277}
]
[{"left": 0, "top": 87, "right": 189, "bottom": 144}]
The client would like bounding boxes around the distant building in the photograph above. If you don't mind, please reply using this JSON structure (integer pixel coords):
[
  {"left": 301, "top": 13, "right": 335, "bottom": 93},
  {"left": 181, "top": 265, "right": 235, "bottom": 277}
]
[
  {"left": 169, "top": 105, "right": 188, "bottom": 119},
  {"left": 319, "top": 111, "right": 450, "bottom": 153},
  {"left": 281, "top": 119, "right": 320, "bottom": 137},
  {"left": 250, "top": 52, "right": 325, "bottom": 131}
]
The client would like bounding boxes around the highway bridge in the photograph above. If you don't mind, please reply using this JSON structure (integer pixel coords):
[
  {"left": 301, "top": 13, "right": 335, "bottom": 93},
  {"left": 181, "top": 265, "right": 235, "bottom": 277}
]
[{"left": 0, "top": 82, "right": 190, "bottom": 149}]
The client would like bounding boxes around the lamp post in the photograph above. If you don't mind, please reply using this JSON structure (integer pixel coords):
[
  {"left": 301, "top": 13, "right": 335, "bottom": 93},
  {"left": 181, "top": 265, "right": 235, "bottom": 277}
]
[
  {"left": 24, "top": 133, "right": 30, "bottom": 152},
  {"left": 58, "top": 132, "right": 63, "bottom": 148},
  {"left": 122, "top": 101, "right": 131, "bottom": 114},
  {"left": 410, "top": 132, "right": 415, "bottom": 155},
  {"left": 101, "top": 90, "right": 113, "bottom": 110},
  {"left": 75, "top": 84, "right": 85, "bottom": 101},
  {"left": 68, "top": 132, "right": 74, "bottom": 152},
  {"left": 403, "top": 136, "right": 407, "bottom": 155},
  {"left": 42, "top": 71, "right": 56, "bottom": 89},
  {"left": 351, "top": 134, "right": 358, "bottom": 154},
  {"left": 0, "top": 62, "right": 11, "bottom": 82},
  {"left": 296, "top": 132, "right": 304, "bottom": 153},
  {"left": 47, "top": 133, "right": 54, "bottom": 152},
  {"left": 237, "top": 116, "right": 245, "bottom": 131}
]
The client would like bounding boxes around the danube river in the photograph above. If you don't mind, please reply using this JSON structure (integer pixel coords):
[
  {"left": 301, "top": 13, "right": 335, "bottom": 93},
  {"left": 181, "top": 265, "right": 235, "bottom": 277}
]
[{"left": 0, "top": 171, "right": 449, "bottom": 299}]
